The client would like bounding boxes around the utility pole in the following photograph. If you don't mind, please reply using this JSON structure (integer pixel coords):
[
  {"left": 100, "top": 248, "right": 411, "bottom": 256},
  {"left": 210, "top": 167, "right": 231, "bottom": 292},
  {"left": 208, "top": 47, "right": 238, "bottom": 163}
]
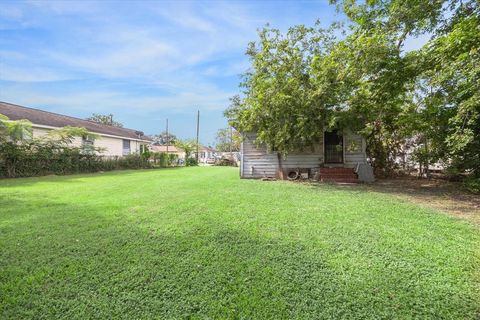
[
  {"left": 166, "top": 118, "right": 169, "bottom": 154},
  {"left": 196, "top": 110, "right": 200, "bottom": 162},
  {"left": 229, "top": 126, "right": 233, "bottom": 156}
]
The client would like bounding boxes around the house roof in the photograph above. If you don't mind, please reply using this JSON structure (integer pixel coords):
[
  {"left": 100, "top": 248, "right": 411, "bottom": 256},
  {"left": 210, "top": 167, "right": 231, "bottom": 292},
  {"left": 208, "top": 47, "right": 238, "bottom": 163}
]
[
  {"left": 0, "top": 101, "right": 151, "bottom": 141},
  {"left": 201, "top": 146, "right": 216, "bottom": 152},
  {"left": 150, "top": 145, "right": 182, "bottom": 153}
]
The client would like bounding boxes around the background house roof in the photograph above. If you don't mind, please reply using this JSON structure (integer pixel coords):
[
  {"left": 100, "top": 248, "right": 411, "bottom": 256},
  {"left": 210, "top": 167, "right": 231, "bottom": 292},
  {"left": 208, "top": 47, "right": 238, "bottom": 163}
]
[
  {"left": 150, "top": 145, "right": 182, "bottom": 153},
  {"left": 201, "top": 146, "right": 217, "bottom": 152},
  {"left": 0, "top": 101, "right": 151, "bottom": 141}
]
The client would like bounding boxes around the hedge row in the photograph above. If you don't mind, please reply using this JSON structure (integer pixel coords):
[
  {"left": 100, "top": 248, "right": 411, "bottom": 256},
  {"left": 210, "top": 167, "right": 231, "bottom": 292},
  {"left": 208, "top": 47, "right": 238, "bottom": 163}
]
[{"left": 0, "top": 141, "right": 153, "bottom": 178}]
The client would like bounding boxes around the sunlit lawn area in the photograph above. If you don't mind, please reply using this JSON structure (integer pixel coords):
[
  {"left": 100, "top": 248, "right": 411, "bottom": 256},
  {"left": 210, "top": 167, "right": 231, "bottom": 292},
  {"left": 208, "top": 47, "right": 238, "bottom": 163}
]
[{"left": 1, "top": 167, "right": 479, "bottom": 319}]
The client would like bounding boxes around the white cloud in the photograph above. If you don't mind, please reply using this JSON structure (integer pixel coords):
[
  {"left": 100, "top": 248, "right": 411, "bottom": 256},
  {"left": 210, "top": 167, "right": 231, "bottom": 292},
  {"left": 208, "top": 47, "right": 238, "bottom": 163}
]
[{"left": 0, "top": 65, "right": 74, "bottom": 82}]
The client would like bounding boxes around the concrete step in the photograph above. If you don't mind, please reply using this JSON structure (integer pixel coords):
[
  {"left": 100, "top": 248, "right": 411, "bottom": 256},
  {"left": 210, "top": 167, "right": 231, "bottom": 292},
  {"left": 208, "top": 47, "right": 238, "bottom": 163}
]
[
  {"left": 320, "top": 173, "right": 358, "bottom": 178},
  {"left": 320, "top": 168, "right": 356, "bottom": 174},
  {"left": 320, "top": 177, "right": 359, "bottom": 183}
]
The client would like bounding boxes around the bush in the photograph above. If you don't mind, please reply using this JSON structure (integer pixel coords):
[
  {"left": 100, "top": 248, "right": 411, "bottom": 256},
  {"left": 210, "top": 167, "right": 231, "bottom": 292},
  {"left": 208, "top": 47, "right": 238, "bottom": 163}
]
[
  {"left": 464, "top": 176, "right": 480, "bottom": 194},
  {"left": 185, "top": 157, "right": 198, "bottom": 166},
  {"left": 152, "top": 152, "right": 169, "bottom": 167},
  {"left": 0, "top": 140, "right": 152, "bottom": 178},
  {"left": 168, "top": 153, "right": 178, "bottom": 166},
  {"left": 151, "top": 152, "right": 179, "bottom": 168}
]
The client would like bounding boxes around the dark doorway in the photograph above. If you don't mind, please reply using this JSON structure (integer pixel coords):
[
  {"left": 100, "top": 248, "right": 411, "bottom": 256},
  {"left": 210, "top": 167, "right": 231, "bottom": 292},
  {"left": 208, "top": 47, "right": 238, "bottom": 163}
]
[{"left": 324, "top": 130, "right": 343, "bottom": 163}]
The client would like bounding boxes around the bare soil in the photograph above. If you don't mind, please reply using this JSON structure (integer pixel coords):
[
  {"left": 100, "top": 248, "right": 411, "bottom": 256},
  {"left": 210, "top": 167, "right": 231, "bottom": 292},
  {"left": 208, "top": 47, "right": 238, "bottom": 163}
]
[{"left": 345, "top": 178, "right": 480, "bottom": 224}]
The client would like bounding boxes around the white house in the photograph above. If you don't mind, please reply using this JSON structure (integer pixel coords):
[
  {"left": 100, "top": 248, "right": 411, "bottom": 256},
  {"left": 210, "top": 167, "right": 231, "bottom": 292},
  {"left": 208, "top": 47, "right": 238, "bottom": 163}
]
[
  {"left": 150, "top": 145, "right": 186, "bottom": 159},
  {"left": 0, "top": 101, "right": 151, "bottom": 156},
  {"left": 240, "top": 130, "right": 374, "bottom": 182},
  {"left": 196, "top": 146, "right": 217, "bottom": 163}
]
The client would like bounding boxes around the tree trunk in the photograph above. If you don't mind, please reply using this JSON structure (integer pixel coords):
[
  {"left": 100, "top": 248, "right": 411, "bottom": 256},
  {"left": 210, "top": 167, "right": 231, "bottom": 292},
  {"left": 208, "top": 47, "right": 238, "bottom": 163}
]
[
  {"left": 276, "top": 152, "right": 284, "bottom": 180},
  {"left": 425, "top": 138, "right": 430, "bottom": 179}
]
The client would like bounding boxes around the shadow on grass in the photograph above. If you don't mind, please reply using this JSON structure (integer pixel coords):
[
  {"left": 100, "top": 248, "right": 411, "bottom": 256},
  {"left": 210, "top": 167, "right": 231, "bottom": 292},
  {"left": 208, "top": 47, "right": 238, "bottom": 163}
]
[
  {"left": 0, "top": 167, "right": 185, "bottom": 187},
  {"left": 1, "top": 194, "right": 479, "bottom": 319},
  {"left": 307, "top": 178, "right": 480, "bottom": 223}
]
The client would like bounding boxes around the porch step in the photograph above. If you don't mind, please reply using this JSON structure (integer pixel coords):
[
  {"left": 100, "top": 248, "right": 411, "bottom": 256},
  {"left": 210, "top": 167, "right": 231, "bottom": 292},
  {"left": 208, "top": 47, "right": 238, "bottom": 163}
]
[
  {"left": 320, "top": 167, "right": 356, "bottom": 174},
  {"left": 321, "top": 177, "right": 359, "bottom": 183},
  {"left": 319, "top": 168, "right": 359, "bottom": 183}
]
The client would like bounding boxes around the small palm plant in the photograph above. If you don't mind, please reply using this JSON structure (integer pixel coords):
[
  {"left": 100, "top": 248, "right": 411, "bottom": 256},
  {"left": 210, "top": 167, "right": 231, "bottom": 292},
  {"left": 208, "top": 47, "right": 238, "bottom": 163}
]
[{"left": 0, "top": 114, "right": 32, "bottom": 142}]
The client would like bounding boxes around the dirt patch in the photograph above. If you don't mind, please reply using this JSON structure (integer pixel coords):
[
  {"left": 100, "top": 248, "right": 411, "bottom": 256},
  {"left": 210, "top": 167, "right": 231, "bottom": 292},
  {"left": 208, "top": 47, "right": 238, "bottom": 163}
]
[{"left": 348, "top": 178, "right": 480, "bottom": 224}]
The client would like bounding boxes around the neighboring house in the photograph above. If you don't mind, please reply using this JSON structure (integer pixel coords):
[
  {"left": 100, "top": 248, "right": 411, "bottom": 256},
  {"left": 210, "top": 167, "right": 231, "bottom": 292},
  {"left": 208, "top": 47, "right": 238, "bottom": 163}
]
[
  {"left": 196, "top": 146, "right": 217, "bottom": 163},
  {"left": 0, "top": 101, "right": 151, "bottom": 156},
  {"left": 217, "top": 151, "right": 241, "bottom": 165},
  {"left": 150, "top": 145, "right": 186, "bottom": 159},
  {"left": 240, "top": 129, "right": 374, "bottom": 182}
]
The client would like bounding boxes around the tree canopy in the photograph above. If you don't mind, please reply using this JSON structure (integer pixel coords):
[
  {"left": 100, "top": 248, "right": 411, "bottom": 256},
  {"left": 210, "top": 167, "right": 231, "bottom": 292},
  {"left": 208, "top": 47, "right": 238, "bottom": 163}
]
[
  {"left": 86, "top": 113, "right": 124, "bottom": 127},
  {"left": 215, "top": 128, "right": 241, "bottom": 152},
  {"left": 152, "top": 131, "right": 177, "bottom": 146},
  {"left": 225, "top": 0, "right": 479, "bottom": 187}
]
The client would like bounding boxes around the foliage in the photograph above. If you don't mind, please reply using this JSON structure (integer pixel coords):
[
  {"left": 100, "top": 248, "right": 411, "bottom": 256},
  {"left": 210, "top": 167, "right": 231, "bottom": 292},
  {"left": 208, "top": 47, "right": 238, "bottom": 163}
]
[
  {"left": 214, "top": 127, "right": 241, "bottom": 152},
  {"left": 226, "top": 0, "right": 479, "bottom": 178},
  {"left": 185, "top": 157, "right": 198, "bottom": 167},
  {"left": 225, "top": 24, "right": 339, "bottom": 155},
  {"left": 151, "top": 151, "right": 179, "bottom": 168},
  {"left": 152, "top": 131, "right": 177, "bottom": 146},
  {"left": 0, "top": 113, "right": 33, "bottom": 142},
  {"left": 174, "top": 139, "right": 198, "bottom": 161},
  {"left": 86, "top": 113, "right": 124, "bottom": 127},
  {"left": 168, "top": 153, "right": 178, "bottom": 166},
  {"left": 0, "top": 117, "right": 151, "bottom": 178},
  {"left": 1, "top": 167, "right": 479, "bottom": 318},
  {"left": 153, "top": 152, "right": 170, "bottom": 167},
  {"left": 464, "top": 176, "right": 480, "bottom": 193}
]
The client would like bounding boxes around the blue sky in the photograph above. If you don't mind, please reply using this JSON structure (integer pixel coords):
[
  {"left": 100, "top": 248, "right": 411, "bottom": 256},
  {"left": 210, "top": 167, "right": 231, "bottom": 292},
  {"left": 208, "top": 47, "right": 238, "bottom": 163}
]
[
  {"left": 0, "top": 1, "right": 427, "bottom": 145},
  {"left": 0, "top": 0, "right": 344, "bottom": 144}
]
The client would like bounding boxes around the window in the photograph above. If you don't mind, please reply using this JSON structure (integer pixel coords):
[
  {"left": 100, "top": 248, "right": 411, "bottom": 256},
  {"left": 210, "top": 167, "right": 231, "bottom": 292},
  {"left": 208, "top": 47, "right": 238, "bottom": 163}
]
[
  {"left": 122, "top": 139, "right": 131, "bottom": 156},
  {"left": 82, "top": 135, "right": 95, "bottom": 146}
]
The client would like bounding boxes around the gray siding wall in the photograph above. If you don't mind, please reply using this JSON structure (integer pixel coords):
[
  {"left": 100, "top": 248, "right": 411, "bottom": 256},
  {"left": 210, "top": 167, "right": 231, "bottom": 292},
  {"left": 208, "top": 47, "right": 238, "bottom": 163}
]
[
  {"left": 241, "top": 131, "right": 367, "bottom": 179},
  {"left": 344, "top": 129, "right": 367, "bottom": 166}
]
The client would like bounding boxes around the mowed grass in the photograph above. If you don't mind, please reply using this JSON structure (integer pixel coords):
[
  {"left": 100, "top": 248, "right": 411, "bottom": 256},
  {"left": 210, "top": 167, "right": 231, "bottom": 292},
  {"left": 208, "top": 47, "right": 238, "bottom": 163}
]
[{"left": 0, "top": 167, "right": 479, "bottom": 319}]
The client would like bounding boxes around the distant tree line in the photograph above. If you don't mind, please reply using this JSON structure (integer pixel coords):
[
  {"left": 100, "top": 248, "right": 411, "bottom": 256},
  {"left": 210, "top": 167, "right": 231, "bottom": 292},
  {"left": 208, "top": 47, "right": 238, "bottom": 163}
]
[{"left": 86, "top": 113, "right": 124, "bottom": 128}]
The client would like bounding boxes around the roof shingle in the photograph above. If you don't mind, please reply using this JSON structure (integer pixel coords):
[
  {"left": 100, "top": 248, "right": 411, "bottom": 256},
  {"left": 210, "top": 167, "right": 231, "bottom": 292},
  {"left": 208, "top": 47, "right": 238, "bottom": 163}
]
[{"left": 0, "top": 101, "right": 151, "bottom": 141}]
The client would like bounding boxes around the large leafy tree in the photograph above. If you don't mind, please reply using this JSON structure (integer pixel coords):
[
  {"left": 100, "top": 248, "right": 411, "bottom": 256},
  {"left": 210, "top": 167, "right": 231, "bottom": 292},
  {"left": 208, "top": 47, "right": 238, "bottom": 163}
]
[
  {"left": 152, "top": 131, "right": 177, "bottom": 146},
  {"left": 225, "top": 24, "right": 339, "bottom": 155},
  {"left": 215, "top": 128, "right": 241, "bottom": 152},
  {"left": 332, "top": 0, "right": 479, "bottom": 179},
  {"left": 227, "top": 0, "right": 479, "bottom": 183}
]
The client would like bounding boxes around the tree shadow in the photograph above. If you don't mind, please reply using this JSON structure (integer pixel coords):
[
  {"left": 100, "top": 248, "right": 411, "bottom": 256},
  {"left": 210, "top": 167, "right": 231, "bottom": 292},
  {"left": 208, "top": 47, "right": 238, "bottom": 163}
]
[
  {"left": 307, "top": 178, "right": 480, "bottom": 223},
  {"left": 0, "top": 167, "right": 184, "bottom": 188},
  {"left": 1, "top": 194, "right": 479, "bottom": 319}
]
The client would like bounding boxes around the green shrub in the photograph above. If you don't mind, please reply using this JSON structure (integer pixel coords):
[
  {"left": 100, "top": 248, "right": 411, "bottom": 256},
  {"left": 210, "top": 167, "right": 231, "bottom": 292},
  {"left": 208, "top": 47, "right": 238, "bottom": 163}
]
[
  {"left": 0, "top": 140, "right": 152, "bottom": 178},
  {"left": 168, "top": 153, "right": 178, "bottom": 166},
  {"left": 464, "top": 176, "right": 480, "bottom": 193},
  {"left": 186, "top": 157, "right": 198, "bottom": 166},
  {"left": 152, "top": 152, "right": 175, "bottom": 167}
]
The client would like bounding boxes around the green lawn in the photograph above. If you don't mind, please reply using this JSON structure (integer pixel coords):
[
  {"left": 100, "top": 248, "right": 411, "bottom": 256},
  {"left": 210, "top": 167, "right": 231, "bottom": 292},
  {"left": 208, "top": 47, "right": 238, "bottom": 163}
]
[{"left": 1, "top": 167, "right": 479, "bottom": 319}]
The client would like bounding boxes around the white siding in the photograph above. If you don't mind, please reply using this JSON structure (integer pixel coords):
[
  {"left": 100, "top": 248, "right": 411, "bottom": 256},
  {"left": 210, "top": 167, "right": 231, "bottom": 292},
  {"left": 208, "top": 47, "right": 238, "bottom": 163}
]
[
  {"left": 31, "top": 125, "right": 147, "bottom": 157},
  {"left": 241, "top": 130, "right": 367, "bottom": 179},
  {"left": 33, "top": 127, "right": 83, "bottom": 147},
  {"left": 242, "top": 133, "right": 324, "bottom": 178},
  {"left": 95, "top": 136, "right": 124, "bottom": 156}
]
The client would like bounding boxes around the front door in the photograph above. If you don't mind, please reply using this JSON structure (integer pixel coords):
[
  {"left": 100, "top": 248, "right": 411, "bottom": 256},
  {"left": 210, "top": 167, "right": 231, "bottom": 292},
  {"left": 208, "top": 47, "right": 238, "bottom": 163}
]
[{"left": 324, "top": 130, "right": 343, "bottom": 164}]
